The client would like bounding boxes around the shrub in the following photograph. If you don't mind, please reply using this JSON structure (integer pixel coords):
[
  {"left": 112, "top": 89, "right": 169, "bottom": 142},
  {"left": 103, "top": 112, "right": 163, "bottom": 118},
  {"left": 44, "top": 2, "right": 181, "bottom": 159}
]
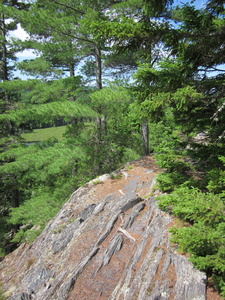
[{"left": 157, "top": 187, "right": 225, "bottom": 296}]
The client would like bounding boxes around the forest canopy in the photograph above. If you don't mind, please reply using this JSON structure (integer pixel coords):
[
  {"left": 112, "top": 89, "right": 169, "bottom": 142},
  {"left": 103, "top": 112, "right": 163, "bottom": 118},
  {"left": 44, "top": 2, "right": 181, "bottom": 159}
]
[{"left": 1, "top": 0, "right": 225, "bottom": 296}]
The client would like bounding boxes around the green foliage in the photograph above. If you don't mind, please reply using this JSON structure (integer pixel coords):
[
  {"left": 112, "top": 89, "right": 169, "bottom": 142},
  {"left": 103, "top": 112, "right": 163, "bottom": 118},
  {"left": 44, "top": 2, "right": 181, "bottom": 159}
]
[
  {"left": 0, "top": 215, "right": 12, "bottom": 257},
  {"left": 85, "top": 85, "right": 142, "bottom": 173},
  {"left": 139, "top": 93, "right": 171, "bottom": 121},
  {"left": 22, "top": 77, "right": 84, "bottom": 104},
  {"left": 155, "top": 147, "right": 196, "bottom": 191},
  {"left": 158, "top": 187, "right": 225, "bottom": 224},
  {"left": 156, "top": 171, "right": 187, "bottom": 192},
  {"left": 148, "top": 122, "right": 179, "bottom": 153},
  {"left": 0, "top": 137, "right": 92, "bottom": 248},
  {"left": 172, "top": 86, "right": 203, "bottom": 111},
  {"left": 157, "top": 187, "right": 225, "bottom": 295},
  {"left": 0, "top": 77, "right": 94, "bottom": 137},
  {"left": 90, "top": 85, "right": 131, "bottom": 114},
  {"left": 17, "top": 57, "right": 63, "bottom": 78},
  {"left": 134, "top": 60, "right": 185, "bottom": 92},
  {"left": 0, "top": 79, "right": 40, "bottom": 93},
  {"left": 9, "top": 186, "right": 69, "bottom": 243},
  {"left": 206, "top": 156, "right": 225, "bottom": 197},
  {"left": 0, "top": 100, "right": 96, "bottom": 126}
]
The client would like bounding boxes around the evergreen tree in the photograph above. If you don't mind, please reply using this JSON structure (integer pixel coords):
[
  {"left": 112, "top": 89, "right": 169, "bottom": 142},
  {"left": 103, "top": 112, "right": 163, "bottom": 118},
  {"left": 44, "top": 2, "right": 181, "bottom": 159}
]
[
  {"left": 0, "top": 0, "right": 29, "bottom": 108},
  {"left": 4, "top": 0, "right": 110, "bottom": 86},
  {"left": 0, "top": 76, "right": 98, "bottom": 255},
  {"left": 132, "top": 1, "right": 225, "bottom": 294}
]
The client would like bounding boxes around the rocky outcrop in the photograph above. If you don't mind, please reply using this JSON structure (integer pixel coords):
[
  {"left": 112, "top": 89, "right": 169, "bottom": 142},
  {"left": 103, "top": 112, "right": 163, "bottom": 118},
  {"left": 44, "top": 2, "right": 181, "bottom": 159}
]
[{"left": 0, "top": 157, "right": 207, "bottom": 300}]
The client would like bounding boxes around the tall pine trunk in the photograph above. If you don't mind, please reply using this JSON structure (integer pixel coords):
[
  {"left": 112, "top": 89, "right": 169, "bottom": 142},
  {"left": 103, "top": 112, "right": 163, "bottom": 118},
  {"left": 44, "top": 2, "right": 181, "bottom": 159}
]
[
  {"left": 69, "top": 62, "right": 75, "bottom": 77},
  {"left": 95, "top": 45, "right": 102, "bottom": 90},
  {"left": 0, "top": 13, "right": 9, "bottom": 81},
  {"left": 94, "top": 45, "right": 107, "bottom": 172},
  {"left": 0, "top": 13, "right": 10, "bottom": 104}
]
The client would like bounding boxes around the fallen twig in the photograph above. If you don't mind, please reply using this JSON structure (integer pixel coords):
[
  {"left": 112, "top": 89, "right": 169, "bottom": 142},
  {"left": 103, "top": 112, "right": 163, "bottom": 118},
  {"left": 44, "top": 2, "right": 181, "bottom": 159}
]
[{"left": 117, "top": 227, "right": 136, "bottom": 243}]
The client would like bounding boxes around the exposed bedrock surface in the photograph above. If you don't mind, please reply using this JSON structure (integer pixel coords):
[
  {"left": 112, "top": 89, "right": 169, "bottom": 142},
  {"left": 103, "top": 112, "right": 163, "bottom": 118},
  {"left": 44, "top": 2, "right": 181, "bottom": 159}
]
[{"left": 0, "top": 157, "right": 207, "bottom": 300}]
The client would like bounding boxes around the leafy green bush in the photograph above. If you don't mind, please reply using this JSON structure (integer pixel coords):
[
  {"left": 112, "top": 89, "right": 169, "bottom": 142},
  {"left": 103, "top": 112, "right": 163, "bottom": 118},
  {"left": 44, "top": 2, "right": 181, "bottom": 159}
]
[
  {"left": 156, "top": 171, "right": 187, "bottom": 192},
  {"left": 157, "top": 187, "right": 225, "bottom": 296},
  {"left": 206, "top": 156, "right": 225, "bottom": 198},
  {"left": 155, "top": 149, "right": 194, "bottom": 191},
  {"left": 158, "top": 187, "right": 225, "bottom": 225},
  {"left": 148, "top": 122, "right": 179, "bottom": 153}
]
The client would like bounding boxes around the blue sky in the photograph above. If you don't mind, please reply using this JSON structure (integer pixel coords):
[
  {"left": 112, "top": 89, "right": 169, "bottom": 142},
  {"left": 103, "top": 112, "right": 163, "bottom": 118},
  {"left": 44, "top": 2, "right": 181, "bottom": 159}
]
[{"left": 175, "top": 0, "right": 207, "bottom": 8}]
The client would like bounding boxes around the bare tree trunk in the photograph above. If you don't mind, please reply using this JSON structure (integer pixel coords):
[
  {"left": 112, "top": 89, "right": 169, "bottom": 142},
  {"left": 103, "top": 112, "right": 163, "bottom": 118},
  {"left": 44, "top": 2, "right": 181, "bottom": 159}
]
[
  {"left": 142, "top": 119, "right": 149, "bottom": 155},
  {"left": 96, "top": 114, "right": 107, "bottom": 139},
  {"left": 11, "top": 176, "right": 20, "bottom": 208},
  {"left": 94, "top": 45, "right": 108, "bottom": 172},
  {"left": 0, "top": 13, "right": 9, "bottom": 81},
  {"left": 95, "top": 45, "right": 102, "bottom": 90},
  {"left": 69, "top": 62, "right": 75, "bottom": 77},
  {"left": 0, "top": 13, "right": 10, "bottom": 105},
  {"left": 94, "top": 44, "right": 105, "bottom": 135}
]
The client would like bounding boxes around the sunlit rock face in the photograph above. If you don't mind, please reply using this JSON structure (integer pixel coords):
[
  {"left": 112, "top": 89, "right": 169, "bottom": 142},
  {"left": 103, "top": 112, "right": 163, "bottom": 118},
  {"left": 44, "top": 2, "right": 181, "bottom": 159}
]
[{"left": 0, "top": 157, "right": 206, "bottom": 300}]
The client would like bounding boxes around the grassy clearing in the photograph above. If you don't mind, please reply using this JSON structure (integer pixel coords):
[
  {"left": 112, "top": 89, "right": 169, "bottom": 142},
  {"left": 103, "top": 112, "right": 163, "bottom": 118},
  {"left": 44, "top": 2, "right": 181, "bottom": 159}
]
[{"left": 22, "top": 126, "right": 67, "bottom": 142}]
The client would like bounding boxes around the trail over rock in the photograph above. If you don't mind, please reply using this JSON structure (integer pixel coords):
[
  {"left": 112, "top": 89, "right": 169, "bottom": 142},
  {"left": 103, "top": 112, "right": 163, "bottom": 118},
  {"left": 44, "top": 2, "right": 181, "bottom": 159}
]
[{"left": 0, "top": 157, "right": 207, "bottom": 299}]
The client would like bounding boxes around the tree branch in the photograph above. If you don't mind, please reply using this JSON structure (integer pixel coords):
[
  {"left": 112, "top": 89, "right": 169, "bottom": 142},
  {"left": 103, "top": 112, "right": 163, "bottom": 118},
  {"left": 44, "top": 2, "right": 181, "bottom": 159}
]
[
  {"left": 50, "top": 27, "right": 96, "bottom": 45},
  {"left": 197, "top": 67, "right": 225, "bottom": 73},
  {"left": 49, "top": 0, "right": 85, "bottom": 15}
]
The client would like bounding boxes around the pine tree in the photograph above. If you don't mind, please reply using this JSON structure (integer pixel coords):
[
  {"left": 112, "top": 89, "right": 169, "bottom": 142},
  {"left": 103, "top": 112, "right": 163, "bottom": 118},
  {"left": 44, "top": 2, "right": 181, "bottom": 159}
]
[
  {"left": 132, "top": 1, "right": 225, "bottom": 294},
  {"left": 0, "top": 76, "right": 98, "bottom": 255}
]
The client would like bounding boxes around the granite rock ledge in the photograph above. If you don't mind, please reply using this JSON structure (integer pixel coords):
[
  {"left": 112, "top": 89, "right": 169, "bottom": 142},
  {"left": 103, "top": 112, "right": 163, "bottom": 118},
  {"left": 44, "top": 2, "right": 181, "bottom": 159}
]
[{"left": 0, "top": 156, "right": 207, "bottom": 300}]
